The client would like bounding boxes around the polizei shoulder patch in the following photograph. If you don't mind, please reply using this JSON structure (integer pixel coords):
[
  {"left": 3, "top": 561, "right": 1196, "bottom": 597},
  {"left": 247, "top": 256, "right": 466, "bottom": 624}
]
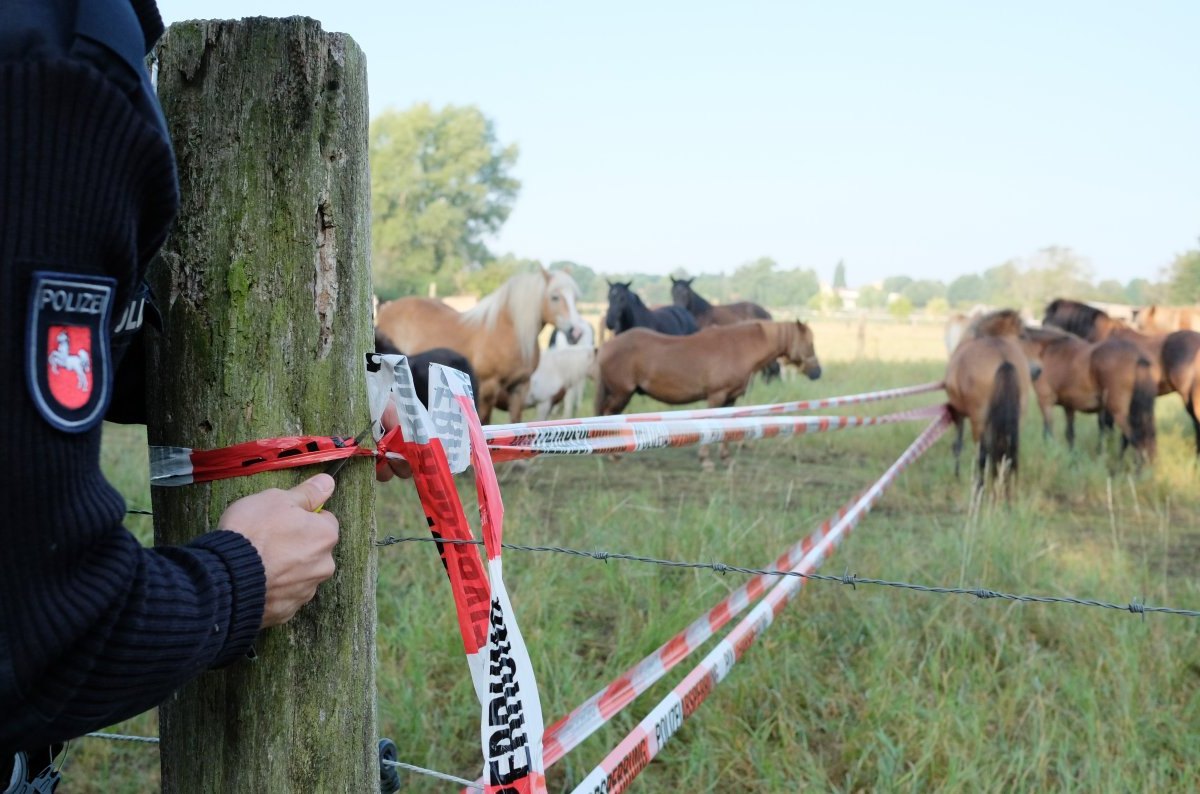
[{"left": 27, "top": 271, "right": 117, "bottom": 433}]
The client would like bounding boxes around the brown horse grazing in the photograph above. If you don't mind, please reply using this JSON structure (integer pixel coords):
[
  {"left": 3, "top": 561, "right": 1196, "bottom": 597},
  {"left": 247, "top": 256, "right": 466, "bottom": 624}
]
[
  {"left": 669, "top": 277, "right": 780, "bottom": 380},
  {"left": 1135, "top": 305, "right": 1200, "bottom": 333},
  {"left": 374, "top": 268, "right": 585, "bottom": 423},
  {"left": 594, "top": 321, "right": 821, "bottom": 467},
  {"left": 1027, "top": 327, "right": 1157, "bottom": 463},
  {"left": 1043, "top": 298, "right": 1119, "bottom": 342},
  {"left": 1161, "top": 330, "right": 1200, "bottom": 454},
  {"left": 944, "top": 335, "right": 1032, "bottom": 492}
]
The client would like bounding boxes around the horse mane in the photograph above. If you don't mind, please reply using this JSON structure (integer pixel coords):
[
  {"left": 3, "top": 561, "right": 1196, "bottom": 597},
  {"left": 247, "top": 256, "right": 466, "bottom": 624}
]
[
  {"left": 968, "top": 308, "right": 1024, "bottom": 338},
  {"left": 461, "top": 269, "right": 580, "bottom": 363},
  {"left": 1043, "top": 298, "right": 1109, "bottom": 339},
  {"left": 683, "top": 282, "right": 712, "bottom": 314},
  {"left": 461, "top": 270, "right": 547, "bottom": 363}
]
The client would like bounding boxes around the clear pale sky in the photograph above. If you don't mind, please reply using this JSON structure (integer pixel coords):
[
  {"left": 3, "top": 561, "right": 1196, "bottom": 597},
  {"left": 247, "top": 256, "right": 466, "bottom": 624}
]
[{"left": 159, "top": 1, "right": 1199, "bottom": 286}]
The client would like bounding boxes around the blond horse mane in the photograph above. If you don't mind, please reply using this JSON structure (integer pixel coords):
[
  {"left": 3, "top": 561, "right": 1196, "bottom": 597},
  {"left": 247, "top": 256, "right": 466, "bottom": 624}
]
[{"left": 461, "top": 269, "right": 580, "bottom": 364}]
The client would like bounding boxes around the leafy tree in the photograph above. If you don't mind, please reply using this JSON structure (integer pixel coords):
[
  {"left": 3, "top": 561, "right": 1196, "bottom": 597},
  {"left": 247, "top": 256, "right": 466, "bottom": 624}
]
[
  {"left": 458, "top": 254, "right": 535, "bottom": 296},
  {"left": 833, "top": 260, "right": 847, "bottom": 289},
  {"left": 888, "top": 294, "right": 913, "bottom": 320},
  {"left": 857, "top": 285, "right": 886, "bottom": 309},
  {"left": 1091, "top": 279, "right": 1127, "bottom": 303},
  {"left": 981, "top": 261, "right": 1020, "bottom": 308},
  {"left": 370, "top": 103, "right": 519, "bottom": 298},
  {"left": 900, "top": 279, "right": 946, "bottom": 308},
  {"left": 1167, "top": 246, "right": 1200, "bottom": 303},
  {"left": 551, "top": 260, "right": 604, "bottom": 302},
  {"left": 882, "top": 275, "right": 913, "bottom": 295},
  {"left": 1018, "top": 246, "right": 1092, "bottom": 309},
  {"left": 776, "top": 268, "right": 821, "bottom": 306},
  {"left": 730, "top": 257, "right": 779, "bottom": 305},
  {"left": 925, "top": 296, "right": 950, "bottom": 316},
  {"left": 807, "top": 291, "right": 842, "bottom": 312},
  {"left": 1124, "top": 278, "right": 1158, "bottom": 306},
  {"left": 947, "top": 274, "right": 984, "bottom": 307}
]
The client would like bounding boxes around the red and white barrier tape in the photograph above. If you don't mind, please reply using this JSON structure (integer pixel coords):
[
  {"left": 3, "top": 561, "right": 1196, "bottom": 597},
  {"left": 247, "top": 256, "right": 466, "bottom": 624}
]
[
  {"left": 372, "top": 356, "right": 547, "bottom": 793},
  {"left": 148, "top": 406, "right": 942, "bottom": 485},
  {"left": 486, "top": 405, "right": 944, "bottom": 462},
  {"left": 486, "top": 380, "right": 944, "bottom": 433},
  {"left": 566, "top": 410, "right": 952, "bottom": 794}
]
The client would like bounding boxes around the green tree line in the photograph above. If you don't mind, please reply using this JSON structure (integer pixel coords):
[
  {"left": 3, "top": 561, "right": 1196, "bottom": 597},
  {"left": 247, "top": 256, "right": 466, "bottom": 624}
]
[{"left": 370, "top": 104, "right": 1198, "bottom": 311}]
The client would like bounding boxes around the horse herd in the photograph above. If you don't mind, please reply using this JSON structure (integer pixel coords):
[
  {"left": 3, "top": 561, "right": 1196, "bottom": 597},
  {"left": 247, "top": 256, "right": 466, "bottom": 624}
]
[
  {"left": 371, "top": 269, "right": 1198, "bottom": 487},
  {"left": 946, "top": 298, "right": 1200, "bottom": 494},
  {"left": 372, "top": 270, "right": 821, "bottom": 448}
]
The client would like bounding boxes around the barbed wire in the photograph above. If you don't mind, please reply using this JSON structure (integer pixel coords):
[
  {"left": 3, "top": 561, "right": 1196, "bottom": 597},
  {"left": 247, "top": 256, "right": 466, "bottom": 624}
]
[
  {"left": 84, "top": 732, "right": 160, "bottom": 744},
  {"left": 84, "top": 732, "right": 477, "bottom": 789},
  {"left": 377, "top": 535, "right": 1200, "bottom": 619}
]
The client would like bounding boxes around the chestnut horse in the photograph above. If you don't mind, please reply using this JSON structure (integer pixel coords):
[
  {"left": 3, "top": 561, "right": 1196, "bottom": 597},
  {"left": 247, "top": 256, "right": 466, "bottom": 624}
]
[
  {"left": 594, "top": 321, "right": 821, "bottom": 467},
  {"left": 1025, "top": 327, "right": 1157, "bottom": 463},
  {"left": 1135, "top": 305, "right": 1200, "bottom": 333},
  {"left": 945, "top": 309, "right": 1044, "bottom": 492},
  {"left": 1161, "top": 330, "right": 1200, "bottom": 454},
  {"left": 374, "top": 268, "right": 585, "bottom": 423},
  {"left": 670, "top": 277, "right": 780, "bottom": 380}
]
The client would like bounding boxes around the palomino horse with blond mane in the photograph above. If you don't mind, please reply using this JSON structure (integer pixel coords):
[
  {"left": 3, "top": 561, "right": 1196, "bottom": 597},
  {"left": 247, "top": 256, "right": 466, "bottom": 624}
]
[{"left": 374, "top": 268, "right": 586, "bottom": 423}]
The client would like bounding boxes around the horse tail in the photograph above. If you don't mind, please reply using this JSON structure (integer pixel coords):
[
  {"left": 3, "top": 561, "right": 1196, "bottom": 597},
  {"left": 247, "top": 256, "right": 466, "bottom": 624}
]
[
  {"left": 984, "top": 361, "right": 1021, "bottom": 480},
  {"left": 1129, "top": 356, "right": 1157, "bottom": 460},
  {"left": 79, "top": 349, "right": 91, "bottom": 371}
]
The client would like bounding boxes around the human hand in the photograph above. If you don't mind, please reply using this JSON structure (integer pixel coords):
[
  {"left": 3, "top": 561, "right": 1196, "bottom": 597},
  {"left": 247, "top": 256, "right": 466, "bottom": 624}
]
[
  {"left": 375, "top": 401, "right": 413, "bottom": 482},
  {"left": 218, "top": 474, "right": 340, "bottom": 628}
]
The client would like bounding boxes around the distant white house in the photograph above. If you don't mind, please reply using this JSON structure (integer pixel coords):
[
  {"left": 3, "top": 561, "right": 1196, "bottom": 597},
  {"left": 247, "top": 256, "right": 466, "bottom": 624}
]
[{"left": 818, "top": 281, "right": 860, "bottom": 310}]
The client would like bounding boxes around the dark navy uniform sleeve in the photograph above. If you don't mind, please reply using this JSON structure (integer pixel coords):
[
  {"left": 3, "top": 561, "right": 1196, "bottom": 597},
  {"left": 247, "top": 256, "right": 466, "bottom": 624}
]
[{"left": 0, "top": 0, "right": 267, "bottom": 754}]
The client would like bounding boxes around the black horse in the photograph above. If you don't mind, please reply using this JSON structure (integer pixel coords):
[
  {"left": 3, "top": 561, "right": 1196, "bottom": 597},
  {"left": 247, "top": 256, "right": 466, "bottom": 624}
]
[
  {"left": 373, "top": 329, "right": 480, "bottom": 409},
  {"left": 605, "top": 281, "right": 698, "bottom": 336}
]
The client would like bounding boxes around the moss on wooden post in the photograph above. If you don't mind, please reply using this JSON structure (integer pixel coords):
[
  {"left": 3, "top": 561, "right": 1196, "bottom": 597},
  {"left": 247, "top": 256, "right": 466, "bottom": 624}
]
[{"left": 148, "top": 18, "right": 377, "bottom": 792}]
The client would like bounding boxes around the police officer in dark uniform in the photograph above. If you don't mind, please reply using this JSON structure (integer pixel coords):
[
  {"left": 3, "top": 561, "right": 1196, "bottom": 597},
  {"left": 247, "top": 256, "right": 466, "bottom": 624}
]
[{"left": 1, "top": 2, "right": 343, "bottom": 788}]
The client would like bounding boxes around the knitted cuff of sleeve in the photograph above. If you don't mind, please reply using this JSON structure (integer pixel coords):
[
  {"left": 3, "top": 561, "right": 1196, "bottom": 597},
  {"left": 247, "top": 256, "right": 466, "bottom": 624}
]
[{"left": 187, "top": 530, "right": 267, "bottom": 667}]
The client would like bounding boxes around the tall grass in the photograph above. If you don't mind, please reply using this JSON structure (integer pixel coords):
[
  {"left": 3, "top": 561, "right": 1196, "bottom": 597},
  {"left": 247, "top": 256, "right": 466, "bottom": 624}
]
[{"left": 71, "top": 353, "right": 1200, "bottom": 792}]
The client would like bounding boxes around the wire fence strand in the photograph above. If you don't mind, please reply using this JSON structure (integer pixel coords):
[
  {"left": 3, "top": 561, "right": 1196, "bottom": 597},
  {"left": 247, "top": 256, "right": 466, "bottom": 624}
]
[
  {"left": 377, "top": 535, "right": 1200, "bottom": 619},
  {"left": 84, "top": 732, "right": 479, "bottom": 789},
  {"left": 380, "top": 759, "right": 483, "bottom": 790}
]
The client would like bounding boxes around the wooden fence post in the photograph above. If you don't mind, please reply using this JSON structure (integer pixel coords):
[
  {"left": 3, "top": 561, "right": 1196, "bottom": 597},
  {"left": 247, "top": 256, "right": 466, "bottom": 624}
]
[{"left": 147, "top": 18, "right": 377, "bottom": 792}]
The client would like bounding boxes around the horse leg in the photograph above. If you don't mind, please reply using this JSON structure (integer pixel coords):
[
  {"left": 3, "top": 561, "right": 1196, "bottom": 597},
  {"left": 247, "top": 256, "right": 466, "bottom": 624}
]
[
  {"left": 698, "top": 390, "right": 734, "bottom": 471},
  {"left": 506, "top": 381, "right": 532, "bottom": 423},
  {"left": 1189, "top": 384, "right": 1200, "bottom": 456},
  {"left": 975, "top": 438, "right": 988, "bottom": 494},
  {"left": 950, "top": 410, "right": 965, "bottom": 479},
  {"left": 1064, "top": 408, "right": 1076, "bottom": 450}
]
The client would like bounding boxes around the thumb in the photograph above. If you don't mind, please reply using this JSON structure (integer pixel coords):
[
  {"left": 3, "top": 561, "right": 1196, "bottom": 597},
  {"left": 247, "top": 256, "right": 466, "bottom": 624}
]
[{"left": 289, "top": 473, "right": 335, "bottom": 511}]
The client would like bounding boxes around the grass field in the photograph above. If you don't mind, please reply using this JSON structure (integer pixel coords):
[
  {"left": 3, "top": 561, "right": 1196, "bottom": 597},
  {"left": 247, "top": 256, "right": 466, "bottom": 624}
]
[{"left": 71, "top": 323, "right": 1200, "bottom": 792}]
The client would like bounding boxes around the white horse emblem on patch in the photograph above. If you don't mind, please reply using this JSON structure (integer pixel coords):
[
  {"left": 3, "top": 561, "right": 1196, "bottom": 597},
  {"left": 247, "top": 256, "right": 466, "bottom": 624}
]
[{"left": 48, "top": 329, "right": 92, "bottom": 392}]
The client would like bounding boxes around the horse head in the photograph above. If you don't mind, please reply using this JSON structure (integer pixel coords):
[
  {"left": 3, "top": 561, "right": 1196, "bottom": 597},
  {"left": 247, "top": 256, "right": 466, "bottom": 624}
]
[
  {"left": 786, "top": 320, "right": 822, "bottom": 380},
  {"left": 605, "top": 281, "right": 634, "bottom": 331},
  {"left": 542, "top": 268, "right": 586, "bottom": 344},
  {"left": 670, "top": 277, "right": 695, "bottom": 309}
]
